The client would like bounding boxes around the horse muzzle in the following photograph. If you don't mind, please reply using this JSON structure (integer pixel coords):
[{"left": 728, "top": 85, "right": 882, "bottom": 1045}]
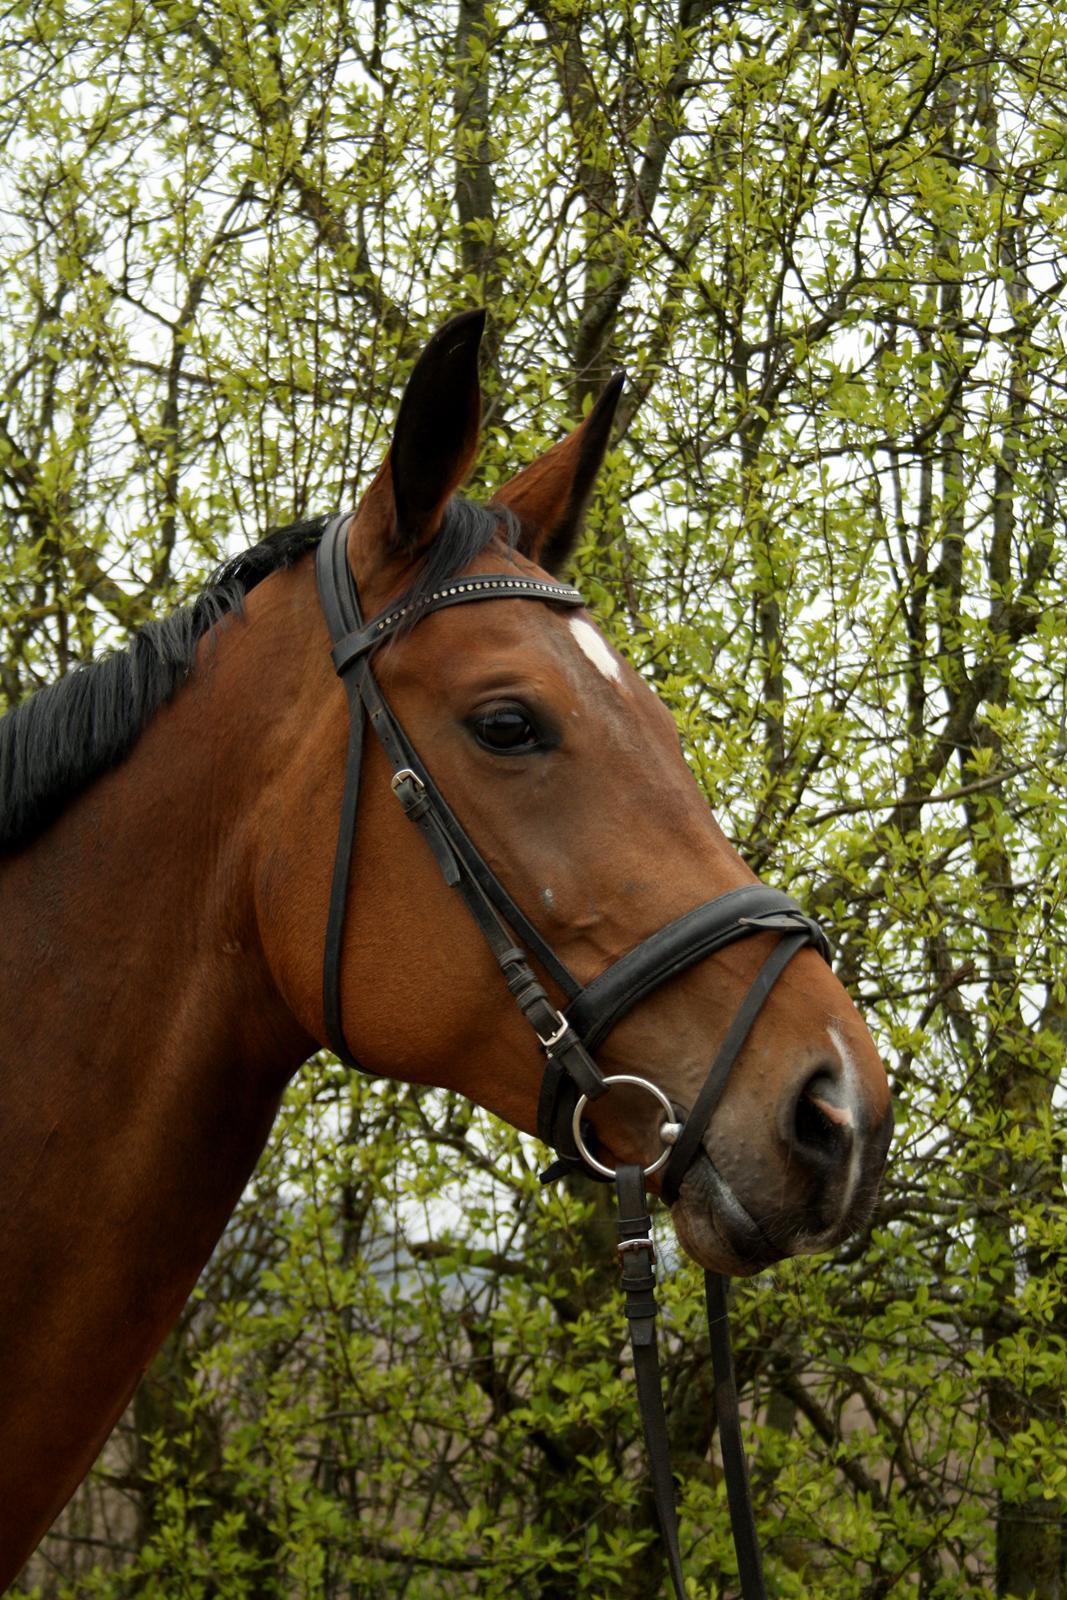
[{"left": 672, "top": 1073, "right": 895, "bottom": 1274}]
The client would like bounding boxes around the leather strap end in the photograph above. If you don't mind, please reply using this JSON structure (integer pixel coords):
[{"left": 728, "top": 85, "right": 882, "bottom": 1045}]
[
  {"left": 538, "top": 1157, "right": 575, "bottom": 1185},
  {"left": 330, "top": 629, "right": 375, "bottom": 675}
]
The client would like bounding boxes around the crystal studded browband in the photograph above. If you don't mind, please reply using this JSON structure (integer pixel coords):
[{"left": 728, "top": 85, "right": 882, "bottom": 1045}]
[{"left": 329, "top": 574, "right": 585, "bottom": 675}]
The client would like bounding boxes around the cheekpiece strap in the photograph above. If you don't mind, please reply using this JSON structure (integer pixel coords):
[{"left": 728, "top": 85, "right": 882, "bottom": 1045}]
[{"left": 314, "top": 512, "right": 593, "bottom": 1086}]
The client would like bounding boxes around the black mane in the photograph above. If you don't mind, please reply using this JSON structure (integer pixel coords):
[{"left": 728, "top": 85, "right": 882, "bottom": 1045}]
[{"left": 0, "top": 498, "right": 510, "bottom": 853}]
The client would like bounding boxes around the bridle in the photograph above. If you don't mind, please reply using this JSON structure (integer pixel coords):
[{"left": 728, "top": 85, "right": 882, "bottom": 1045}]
[{"left": 315, "top": 513, "right": 830, "bottom": 1599}]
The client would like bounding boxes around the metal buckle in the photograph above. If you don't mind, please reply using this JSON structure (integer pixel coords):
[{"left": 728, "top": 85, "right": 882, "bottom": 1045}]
[
  {"left": 390, "top": 768, "right": 424, "bottom": 795},
  {"left": 536, "top": 1010, "right": 571, "bottom": 1052},
  {"left": 618, "top": 1236, "right": 656, "bottom": 1265},
  {"left": 571, "top": 1074, "right": 682, "bottom": 1180}
]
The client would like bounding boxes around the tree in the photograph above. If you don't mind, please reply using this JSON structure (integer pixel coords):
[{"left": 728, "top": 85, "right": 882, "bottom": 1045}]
[{"left": 2, "top": 0, "right": 1065, "bottom": 1594}]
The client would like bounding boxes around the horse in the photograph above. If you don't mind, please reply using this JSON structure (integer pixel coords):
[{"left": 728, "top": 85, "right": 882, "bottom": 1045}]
[{"left": 0, "top": 310, "right": 893, "bottom": 1585}]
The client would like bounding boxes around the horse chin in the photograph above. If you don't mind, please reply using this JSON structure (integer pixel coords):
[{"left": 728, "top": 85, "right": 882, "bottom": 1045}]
[{"left": 668, "top": 1154, "right": 783, "bottom": 1277}]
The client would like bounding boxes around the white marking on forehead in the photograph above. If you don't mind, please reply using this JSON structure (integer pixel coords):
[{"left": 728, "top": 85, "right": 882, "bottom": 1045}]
[{"left": 569, "top": 617, "right": 621, "bottom": 683}]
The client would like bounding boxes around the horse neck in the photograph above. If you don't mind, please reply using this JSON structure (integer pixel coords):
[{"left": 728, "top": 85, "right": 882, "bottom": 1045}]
[
  {"left": 1, "top": 609, "right": 315, "bottom": 1089},
  {"left": 0, "top": 572, "right": 325, "bottom": 1575}
]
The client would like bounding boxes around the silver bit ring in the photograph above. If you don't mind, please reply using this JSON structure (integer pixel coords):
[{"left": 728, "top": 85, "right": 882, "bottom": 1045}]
[{"left": 571, "top": 1074, "right": 681, "bottom": 1179}]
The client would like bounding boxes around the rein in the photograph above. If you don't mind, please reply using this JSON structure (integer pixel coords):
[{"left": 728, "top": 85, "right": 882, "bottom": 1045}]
[{"left": 315, "top": 514, "right": 829, "bottom": 1598}]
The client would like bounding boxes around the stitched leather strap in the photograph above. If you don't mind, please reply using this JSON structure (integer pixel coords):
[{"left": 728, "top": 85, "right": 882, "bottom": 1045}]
[
  {"left": 615, "top": 1165, "right": 688, "bottom": 1600},
  {"left": 658, "top": 931, "right": 810, "bottom": 1205},
  {"left": 315, "top": 514, "right": 591, "bottom": 1073},
  {"left": 615, "top": 1167, "right": 769, "bottom": 1600},
  {"left": 316, "top": 517, "right": 371, "bottom": 1070},
  {"left": 566, "top": 886, "right": 828, "bottom": 1051},
  {"left": 707, "top": 1271, "right": 768, "bottom": 1598},
  {"left": 331, "top": 572, "right": 583, "bottom": 671}
]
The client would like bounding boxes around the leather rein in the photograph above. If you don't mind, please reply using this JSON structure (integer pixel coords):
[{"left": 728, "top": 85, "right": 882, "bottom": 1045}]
[{"left": 315, "top": 513, "right": 829, "bottom": 1599}]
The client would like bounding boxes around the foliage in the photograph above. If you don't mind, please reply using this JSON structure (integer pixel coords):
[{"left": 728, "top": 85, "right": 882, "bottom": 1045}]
[{"left": 2, "top": 0, "right": 1066, "bottom": 1595}]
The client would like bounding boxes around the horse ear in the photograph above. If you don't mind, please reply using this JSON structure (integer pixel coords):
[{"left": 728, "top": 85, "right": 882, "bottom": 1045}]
[
  {"left": 353, "top": 309, "right": 485, "bottom": 565},
  {"left": 492, "top": 373, "right": 624, "bottom": 575}
]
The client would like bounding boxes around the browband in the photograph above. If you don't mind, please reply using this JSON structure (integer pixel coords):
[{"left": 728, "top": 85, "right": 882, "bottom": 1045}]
[{"left": 331, "top": 574, "right": 584, "bottom": 673}]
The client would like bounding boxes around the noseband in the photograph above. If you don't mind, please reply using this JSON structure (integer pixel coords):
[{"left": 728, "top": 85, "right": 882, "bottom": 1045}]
[{"left": 315, "top": 514, "right": 829, "bottom": 1599}]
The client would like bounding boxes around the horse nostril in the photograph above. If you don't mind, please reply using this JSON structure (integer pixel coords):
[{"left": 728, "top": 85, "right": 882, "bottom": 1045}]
[{"left": 791, "top": 1070, "right": 854, "bottom": 1170}]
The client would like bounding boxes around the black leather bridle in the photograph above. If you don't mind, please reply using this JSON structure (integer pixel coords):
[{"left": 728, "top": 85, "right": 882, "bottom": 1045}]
[{"left": 315, "top": 513, "right": 830, "bottom": 1599}]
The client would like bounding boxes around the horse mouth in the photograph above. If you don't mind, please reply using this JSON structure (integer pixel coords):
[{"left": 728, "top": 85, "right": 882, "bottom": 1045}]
[
  {"left": 670, "top": 1142, "right": 888, "bottom": 1274},
  {"left": 668, "top": 1153, "right": 784, "bottom": 1275}
]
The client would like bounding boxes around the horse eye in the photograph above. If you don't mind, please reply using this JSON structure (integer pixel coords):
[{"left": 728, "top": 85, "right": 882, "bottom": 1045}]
[{"left": 471, "top": 705, "right": 541, "bottom": 753}]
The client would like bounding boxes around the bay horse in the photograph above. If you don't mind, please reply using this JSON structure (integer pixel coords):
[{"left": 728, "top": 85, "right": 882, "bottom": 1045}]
[{"left": 0, "top": 311, "right": 892, "bottom": 1585}]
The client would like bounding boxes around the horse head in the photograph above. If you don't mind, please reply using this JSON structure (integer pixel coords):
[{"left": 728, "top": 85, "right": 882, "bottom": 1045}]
[{"left": 255, "top": 310, "right": 893, "bottom": 1273}]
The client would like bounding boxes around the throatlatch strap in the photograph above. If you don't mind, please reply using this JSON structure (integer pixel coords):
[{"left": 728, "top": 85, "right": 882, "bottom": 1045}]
[
  {"left": 316, "top": 517, "right": 371, "bottom": 1070},
  {"left": 320, "top": 672, "right": 369, "bottom": 1067}
]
